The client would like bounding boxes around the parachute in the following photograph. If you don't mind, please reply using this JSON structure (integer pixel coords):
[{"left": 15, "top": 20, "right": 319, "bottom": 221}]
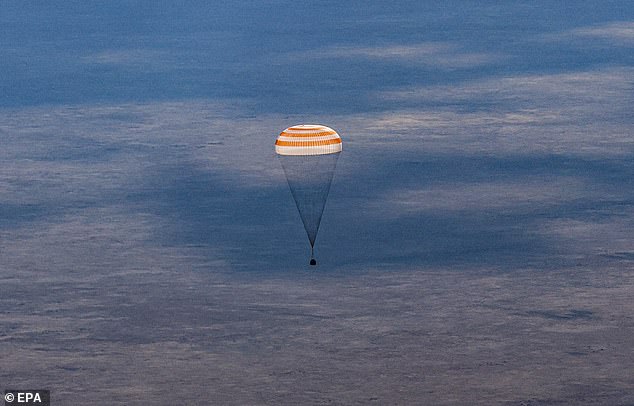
[{"left": 276, "top": 124, "right": 342, "bottom": 266}]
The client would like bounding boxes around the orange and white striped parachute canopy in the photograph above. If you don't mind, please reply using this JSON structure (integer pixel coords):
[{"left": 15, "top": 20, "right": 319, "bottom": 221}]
[{"left": 275, "top": 124, "right": 342, "bottom": 156}]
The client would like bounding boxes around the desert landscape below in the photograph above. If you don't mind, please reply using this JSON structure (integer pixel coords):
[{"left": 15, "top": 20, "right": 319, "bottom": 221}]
[{"left": 1, "top": 1, "right": 634, "bottom": 404}]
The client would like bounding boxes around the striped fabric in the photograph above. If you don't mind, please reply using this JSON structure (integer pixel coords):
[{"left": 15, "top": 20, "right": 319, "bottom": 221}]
[{"left": 275, "top": 124, "right": 343, "bottom": 156}]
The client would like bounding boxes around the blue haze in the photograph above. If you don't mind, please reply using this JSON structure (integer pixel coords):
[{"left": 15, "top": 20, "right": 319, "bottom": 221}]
[
  {"left": 1, "top": 1, "right": 632, "bottom": 112},
  {"left": 2, "top": 1, "right": 632, "bottom": 270},
  {"left": 1, "top": 1, "right": 634, "bottom": 404}
]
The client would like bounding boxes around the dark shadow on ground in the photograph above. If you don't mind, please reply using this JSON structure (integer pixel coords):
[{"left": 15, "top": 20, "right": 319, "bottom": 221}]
[{"left": 128, "top": 148, "right": 634, "bottom": 273}]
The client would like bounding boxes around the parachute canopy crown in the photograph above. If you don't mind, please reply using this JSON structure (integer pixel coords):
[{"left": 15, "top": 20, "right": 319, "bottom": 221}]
[{"left": 275, "top": 124, "right": 342, "bottom": 156}]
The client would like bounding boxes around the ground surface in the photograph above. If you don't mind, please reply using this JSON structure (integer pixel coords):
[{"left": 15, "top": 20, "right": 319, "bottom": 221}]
[{"left": 1, "top": 2, "right": 634, "bottom": 404}]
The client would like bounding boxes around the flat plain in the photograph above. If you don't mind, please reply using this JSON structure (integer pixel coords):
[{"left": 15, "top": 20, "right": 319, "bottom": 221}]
[{"left": 1, "top": 2, "right": 634, "bottom": 404}]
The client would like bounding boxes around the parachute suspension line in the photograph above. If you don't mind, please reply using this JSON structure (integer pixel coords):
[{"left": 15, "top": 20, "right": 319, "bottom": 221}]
[
  {"left": 280, "top": 152, "right": 339, "bottom": 266},
  {"left": 310, "top": 245, "right": 316, "bottom": 266}
]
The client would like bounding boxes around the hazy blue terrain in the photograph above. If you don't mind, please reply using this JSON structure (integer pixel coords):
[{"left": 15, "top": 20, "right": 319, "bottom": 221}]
[{"left": 1, "top": 1, "right": 634, "bottom": 404}]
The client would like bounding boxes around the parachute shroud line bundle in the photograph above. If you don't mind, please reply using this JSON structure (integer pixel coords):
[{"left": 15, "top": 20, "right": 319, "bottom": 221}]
[{"left": 276, "top": 125, "right": 342, "bottom": 266}]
